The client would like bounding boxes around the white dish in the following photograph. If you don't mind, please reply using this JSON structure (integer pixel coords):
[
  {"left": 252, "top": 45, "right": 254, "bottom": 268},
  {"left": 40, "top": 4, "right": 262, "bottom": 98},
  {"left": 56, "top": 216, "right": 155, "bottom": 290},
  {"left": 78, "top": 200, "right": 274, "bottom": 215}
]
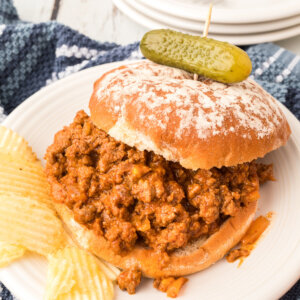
[
  {"left": 1, "top": 61, "right": 300, "bottom": 300},
  {"left": 133, "top": 0, "right": 300, "bottom": 34},
  {"left": 137, "top": 0, "right": 300, "bottom": 24},
  {"left": 114, "top": 0, "right": 300, "bottom": 45}
]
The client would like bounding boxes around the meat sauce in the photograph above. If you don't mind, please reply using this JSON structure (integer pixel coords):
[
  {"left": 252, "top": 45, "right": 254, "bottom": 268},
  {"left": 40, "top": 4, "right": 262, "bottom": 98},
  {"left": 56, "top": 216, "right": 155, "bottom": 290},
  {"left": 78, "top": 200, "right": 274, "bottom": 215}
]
[
  {"left": 227, "top": 215, "right": 271, "bottom": 264},
  {"left": 45, "top": 111, "right": 274, "bottom": 294},
  {"left": 154, "top": 277, "right": 188, "bottom": 298},
  {"left": 117, "top": 267, "right": 142, "bottom": 294},
  {"left": 45, "top": 110, "right": 274, "bottom": 255}
]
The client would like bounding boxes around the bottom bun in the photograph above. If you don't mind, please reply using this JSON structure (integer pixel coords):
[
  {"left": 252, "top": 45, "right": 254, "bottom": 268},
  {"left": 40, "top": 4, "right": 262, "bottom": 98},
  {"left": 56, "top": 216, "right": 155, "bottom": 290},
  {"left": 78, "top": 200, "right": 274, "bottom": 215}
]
[{"left": 55, "top": 201, "right": 257, "bottom": 278}]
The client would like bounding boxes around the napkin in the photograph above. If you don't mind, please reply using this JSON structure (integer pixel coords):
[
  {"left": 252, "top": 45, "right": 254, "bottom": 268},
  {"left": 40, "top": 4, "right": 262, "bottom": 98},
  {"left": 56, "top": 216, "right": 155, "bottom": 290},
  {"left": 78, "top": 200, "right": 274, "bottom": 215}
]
[{"left": 0, "top": 0, "right": 299, "bottom": 299}]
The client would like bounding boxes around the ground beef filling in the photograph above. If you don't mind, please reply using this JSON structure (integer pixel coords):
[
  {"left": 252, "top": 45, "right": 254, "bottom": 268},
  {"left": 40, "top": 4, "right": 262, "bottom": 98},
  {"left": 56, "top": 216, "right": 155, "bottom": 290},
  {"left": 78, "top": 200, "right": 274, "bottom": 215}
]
[
  {"left": 117, "top": 267, "right": 142, "bottom": 294},
  {"left": 45, "top": 110, "right": 274, "bottom": 256}
]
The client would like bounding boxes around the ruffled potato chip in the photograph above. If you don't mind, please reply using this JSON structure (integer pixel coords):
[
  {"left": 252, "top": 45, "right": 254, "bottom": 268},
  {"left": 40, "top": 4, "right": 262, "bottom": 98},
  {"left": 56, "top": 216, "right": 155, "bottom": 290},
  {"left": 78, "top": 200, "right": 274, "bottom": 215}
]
[
  {"left": 45, "top": 257, "right": 75, "bottom": 300},
  {"left": 45, "top": 247, "right": 114, "bottom": 300},
  {"left": 0, "top": 126, "right": 37, "bottom": 161},
  {"left": 0, "top": 193, "right": 66, "bottom": 256},
  {"left": 0, "top": 242, "right": 26, "bottom": 267},
  {"left": 0, "top": 152, "right": 52, "bottom": 208}
]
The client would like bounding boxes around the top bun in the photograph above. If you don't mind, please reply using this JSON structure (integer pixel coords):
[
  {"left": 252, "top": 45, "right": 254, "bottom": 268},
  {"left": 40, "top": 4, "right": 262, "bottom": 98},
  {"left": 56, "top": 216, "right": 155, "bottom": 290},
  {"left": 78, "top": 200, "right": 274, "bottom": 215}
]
[{"left": 89, "top": 60, "right": 291, "bottom": 170}]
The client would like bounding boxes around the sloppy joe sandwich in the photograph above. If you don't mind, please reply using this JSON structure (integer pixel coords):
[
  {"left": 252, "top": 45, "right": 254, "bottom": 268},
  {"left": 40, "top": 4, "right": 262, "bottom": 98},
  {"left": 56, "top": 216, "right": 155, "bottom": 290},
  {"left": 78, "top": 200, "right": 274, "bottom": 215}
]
[{"left": 45, "top": 60, "right": 291, "bottom": 295}]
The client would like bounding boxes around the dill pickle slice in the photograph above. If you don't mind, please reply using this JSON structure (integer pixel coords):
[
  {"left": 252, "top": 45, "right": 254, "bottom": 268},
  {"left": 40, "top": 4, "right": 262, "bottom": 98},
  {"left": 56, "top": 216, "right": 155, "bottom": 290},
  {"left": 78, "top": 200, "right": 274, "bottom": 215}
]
[{"left": 140, "top": 29, "right": 252, "bottom": 83}]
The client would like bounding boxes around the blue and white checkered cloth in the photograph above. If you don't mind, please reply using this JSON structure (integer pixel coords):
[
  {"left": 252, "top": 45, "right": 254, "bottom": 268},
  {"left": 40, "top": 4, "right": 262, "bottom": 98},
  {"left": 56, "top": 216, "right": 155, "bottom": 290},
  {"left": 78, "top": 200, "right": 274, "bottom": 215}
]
[{"left": 0, "top": 0, "right": 299, "bottom": 299}]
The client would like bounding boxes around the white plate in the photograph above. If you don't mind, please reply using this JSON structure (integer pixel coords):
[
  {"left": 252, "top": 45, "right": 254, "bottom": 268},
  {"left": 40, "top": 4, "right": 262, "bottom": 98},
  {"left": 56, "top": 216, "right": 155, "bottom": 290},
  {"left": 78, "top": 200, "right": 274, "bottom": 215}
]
[
  {"left": 132, "top": 0, "right": 300, "bottom": 34},
  {"left": 1, "top": 61, "right": 300, "bottom": 300},
  {"left": 114, "top": 0, "right": 300, "bottom": 45},
  {"left": 137, "top": 0, "right": 300, "bottom": 24}
]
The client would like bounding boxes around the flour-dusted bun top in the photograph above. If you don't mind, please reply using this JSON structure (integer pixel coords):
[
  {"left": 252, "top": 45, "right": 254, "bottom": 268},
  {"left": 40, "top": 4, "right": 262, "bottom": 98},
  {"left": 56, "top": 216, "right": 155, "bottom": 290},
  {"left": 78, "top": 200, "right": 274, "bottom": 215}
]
[{"left": 89, "top": 60, "right": 291, "bottom": 169}]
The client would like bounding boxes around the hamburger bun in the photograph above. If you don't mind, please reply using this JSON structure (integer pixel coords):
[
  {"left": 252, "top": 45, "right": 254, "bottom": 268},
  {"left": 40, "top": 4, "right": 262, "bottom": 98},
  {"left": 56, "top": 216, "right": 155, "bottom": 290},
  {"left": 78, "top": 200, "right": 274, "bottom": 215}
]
[
  {"left": 53, "top": 60, "right": 290, "bottom": 278},
  {"left": 89, "top": 60, "right": 291, "bottom": 170}
]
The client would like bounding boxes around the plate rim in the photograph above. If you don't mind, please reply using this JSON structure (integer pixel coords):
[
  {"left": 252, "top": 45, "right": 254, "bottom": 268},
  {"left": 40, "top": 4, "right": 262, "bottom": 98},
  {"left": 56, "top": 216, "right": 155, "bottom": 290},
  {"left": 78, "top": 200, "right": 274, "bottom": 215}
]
[
  {"left": 113, "top": 0, "right": 300, "bottom": 45},
  {"left": 136, "top": 0, "right": 300, "bottom": 23},
  {"left": 1, "top": 60, "right": 300, "bottom": 300},
  {"left": 130, "top": 0, "right": 300, "bottom": 34}
]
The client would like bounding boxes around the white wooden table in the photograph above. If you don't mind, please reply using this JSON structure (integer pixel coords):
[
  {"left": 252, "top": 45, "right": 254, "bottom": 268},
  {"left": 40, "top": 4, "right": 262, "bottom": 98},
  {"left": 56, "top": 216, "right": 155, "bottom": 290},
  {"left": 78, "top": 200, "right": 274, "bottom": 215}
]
[{"left": 13, "top": 0, "right": 300, "bottom": 55}]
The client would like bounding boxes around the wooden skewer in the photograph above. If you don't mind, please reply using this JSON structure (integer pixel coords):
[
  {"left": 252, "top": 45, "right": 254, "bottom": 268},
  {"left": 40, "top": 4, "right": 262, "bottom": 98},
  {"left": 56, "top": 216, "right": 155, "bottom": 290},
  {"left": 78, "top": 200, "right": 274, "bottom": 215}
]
[
  {"left": 202, "top": 4, "right": 213, "bottom": 38},
  {"left": 194, "top": 3, "right": 213, "bottom": 81}
]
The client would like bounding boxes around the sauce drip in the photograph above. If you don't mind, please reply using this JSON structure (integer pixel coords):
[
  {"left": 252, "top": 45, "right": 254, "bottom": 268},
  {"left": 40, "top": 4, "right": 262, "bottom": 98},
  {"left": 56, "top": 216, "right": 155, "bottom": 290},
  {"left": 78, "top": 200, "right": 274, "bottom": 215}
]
[{"left": 227, "top": 213, "right": 272, "bottom": 264}]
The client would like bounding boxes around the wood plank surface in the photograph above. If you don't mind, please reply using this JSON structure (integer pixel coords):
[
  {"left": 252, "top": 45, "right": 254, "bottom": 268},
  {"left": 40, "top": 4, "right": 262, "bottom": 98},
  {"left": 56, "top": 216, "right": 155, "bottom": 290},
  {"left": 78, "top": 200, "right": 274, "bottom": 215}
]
[
  {"left": 13, "top": 0, "right": 146, "bottom": 44},
  {"left": 13, "top": 0, "right": 55, "bottom": 22},
  {"left": 56, "top": 0, "right": 146, "bottom": 44}
]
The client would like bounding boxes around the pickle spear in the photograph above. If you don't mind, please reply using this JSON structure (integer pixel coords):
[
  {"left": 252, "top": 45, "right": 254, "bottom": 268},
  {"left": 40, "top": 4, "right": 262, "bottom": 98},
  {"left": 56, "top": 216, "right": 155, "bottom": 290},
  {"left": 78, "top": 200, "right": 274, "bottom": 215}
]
[{"left": 140, "top": 29, "right": 252, "bottom": 83}]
